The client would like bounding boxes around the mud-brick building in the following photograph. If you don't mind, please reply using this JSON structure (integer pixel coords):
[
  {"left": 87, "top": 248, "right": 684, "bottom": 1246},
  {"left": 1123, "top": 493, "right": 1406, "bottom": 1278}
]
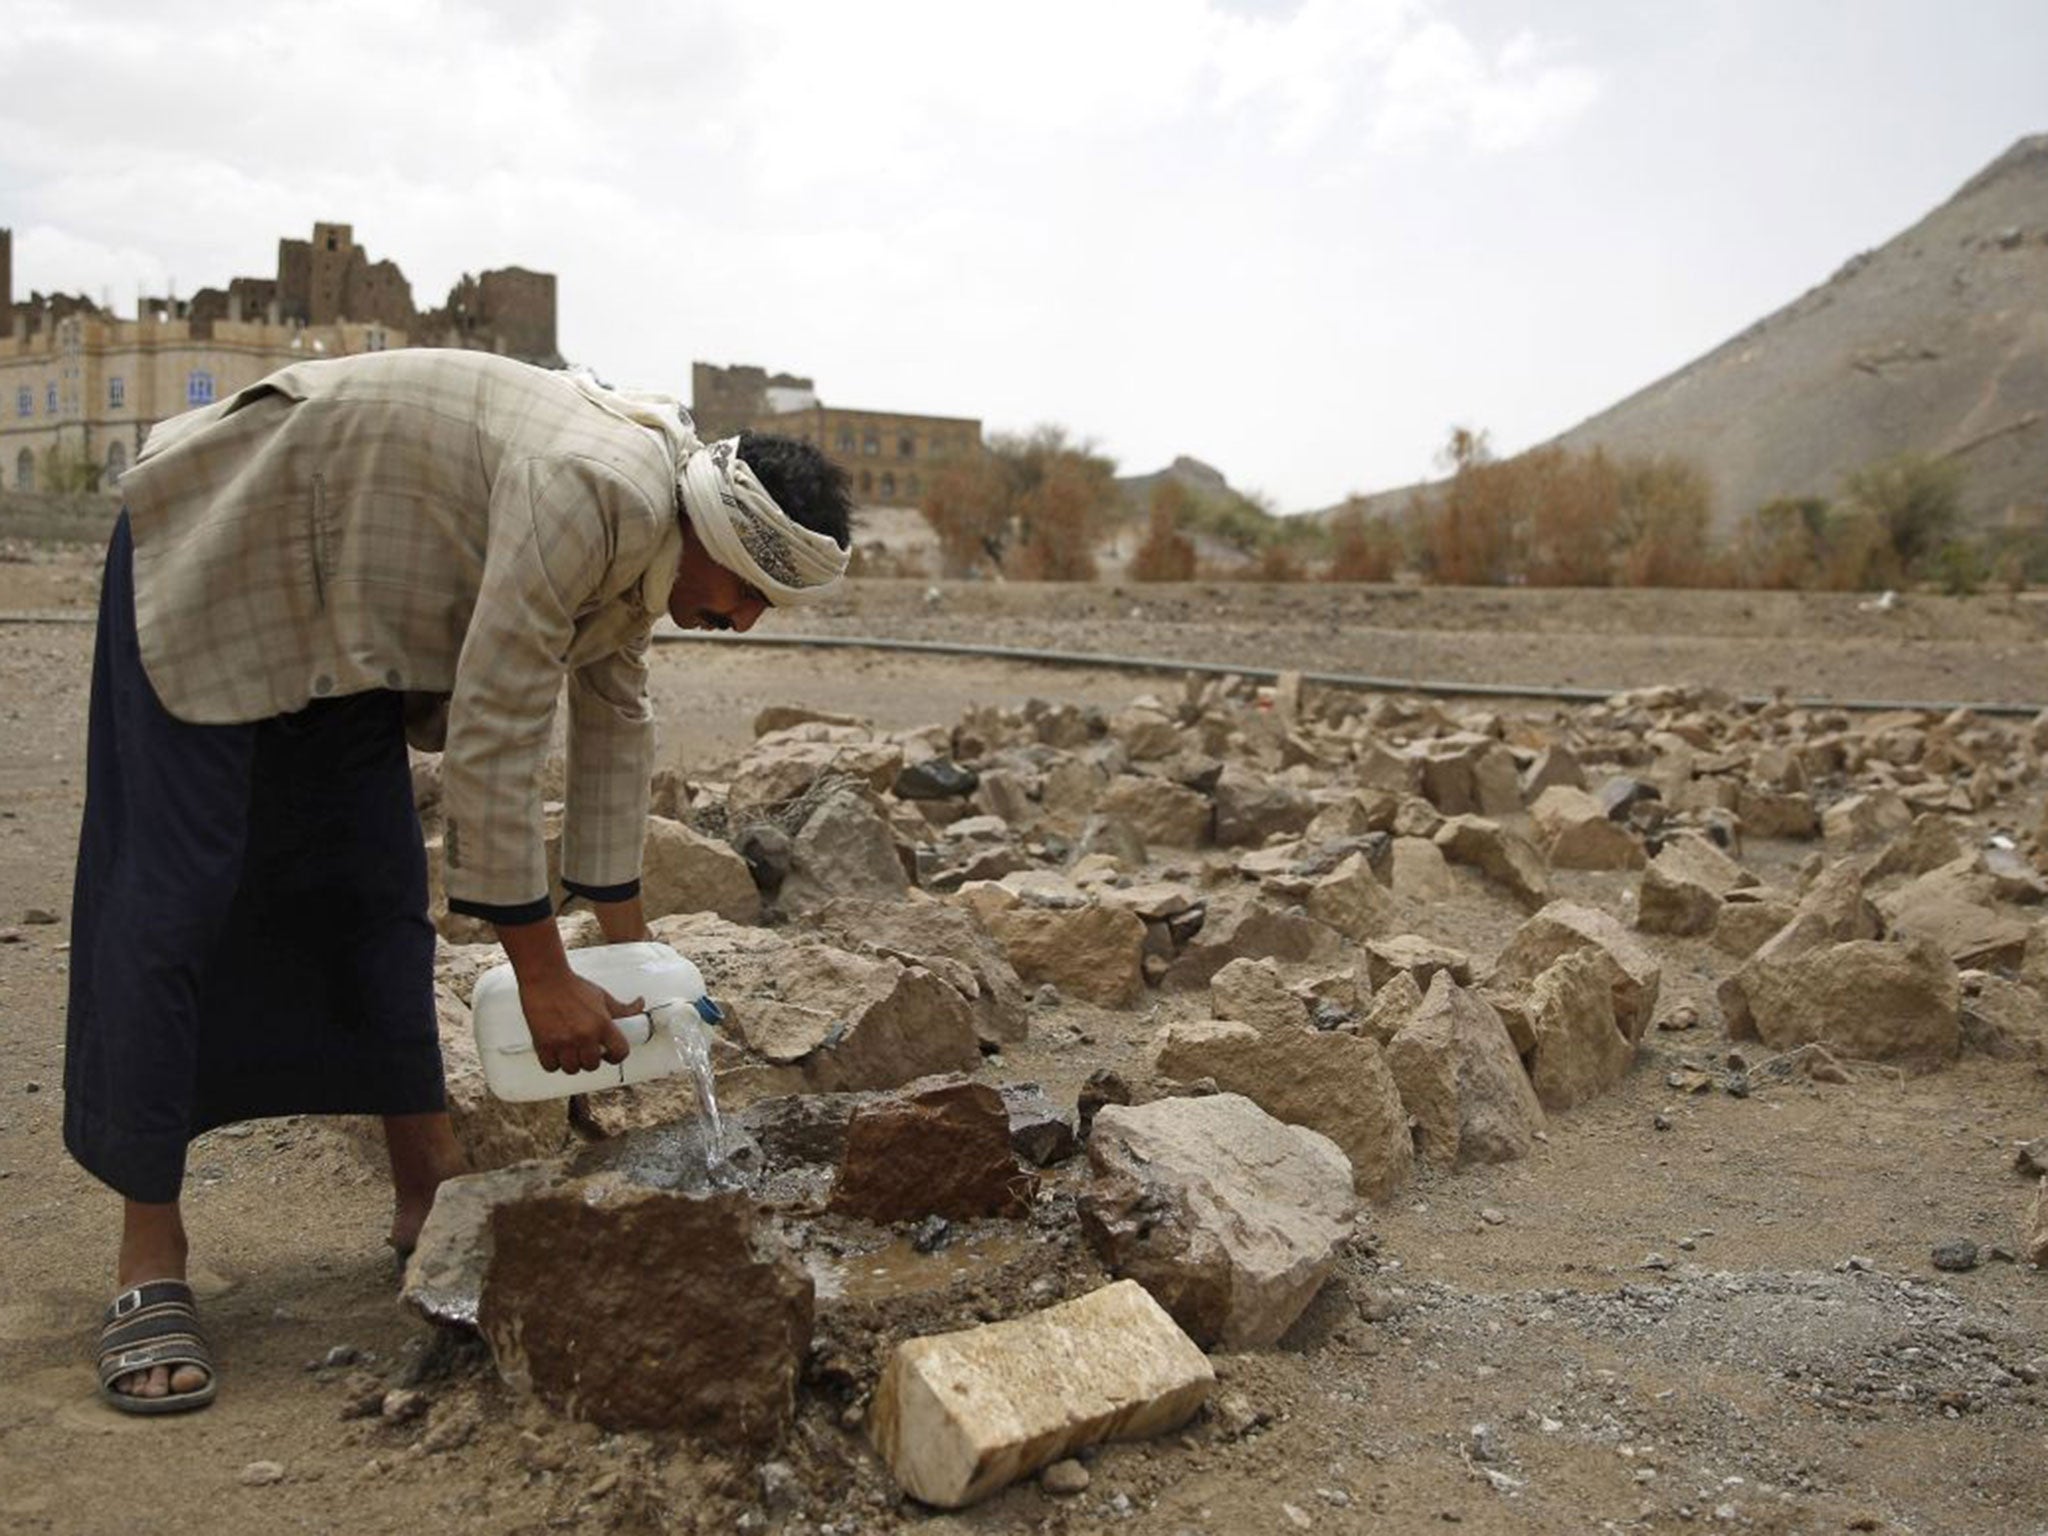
[
  {"left": 692, "top": 361, "right": 982, "bottom": 507},
  {"left": 0, "top": 222, "right": 560, "bottom": 493}
]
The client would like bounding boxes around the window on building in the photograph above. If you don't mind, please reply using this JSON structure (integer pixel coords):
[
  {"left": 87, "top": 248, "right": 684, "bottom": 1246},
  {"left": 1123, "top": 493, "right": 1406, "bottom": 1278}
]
[
  {"left": 187, "top": 370, "right": 215, "bottom": 407},
  {"left": 109, "top": 377, "right": 126, "bottom": 410},
  {"left": 14, "top": 448, "right": 32, "bottom": 492},
  {"left": 862, "top": 434, "right": 879, "bottom": 457},
  {"left": 106, "top": 441, "right": 127, "bottom": 481},
  {"left": 907, "top": 474, "right": 921, "bottom": 499},
  {"left": 836, "top": 430, "right": 855, "bottom": 453},
  {"left": 880, "top": 472, "right": 896, "bottom": 499},
  {"left": 898, "top": 435, "right": 914, "bottom": 458},
  {"left": 46, "top": 382, "right": 58, "bottom": 415},
  {"left": 859, "top": 470, "right": 873, "bottom": 496},
  {"left": 14, "top": 387, "right": 28, "bottom": 418}
]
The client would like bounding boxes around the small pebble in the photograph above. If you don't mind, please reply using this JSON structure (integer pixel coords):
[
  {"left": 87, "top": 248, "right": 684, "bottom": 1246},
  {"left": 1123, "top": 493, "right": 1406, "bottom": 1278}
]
[
  {"left": 1652, "top": 1113, "right": 1673, "bottom": 1132},
  {"left": 380, "top": 1387, "right": 428, "bottom": 1424},
  {"left": 1657, "top": 1005, "right": 1699, "bottom": 1032},
  {"left": 21, "top": 908, "right": 58, "bottom": 925},
  {"left": 323, "top": 1344, "right": 360, "bottom": 1369},
  {"left": 585, "top": 1470, "right": 621, "bottom": 1500},
  {"left": 238, "top": 1460, "right": 286, "bottom": 1487},
  {"left": 1282, "top": 1503, "right": 1313, "bottom": 1529},
  {"left": 1930, "top": 1239, "right": 1979, "bottom": 1272},
  {"left": 1641, "top": 1252, "right": 1673, "bottom": 1271},
  {"left": 1040, "top": 1459, "right": 1090, "bottom": 1496},
  {"left": 1479, "top": 1207, "right": 1506, "bottom": 1227}
]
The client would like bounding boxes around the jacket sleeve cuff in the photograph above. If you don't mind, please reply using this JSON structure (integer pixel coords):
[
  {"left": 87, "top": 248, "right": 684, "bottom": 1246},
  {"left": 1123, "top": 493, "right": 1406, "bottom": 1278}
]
[
  {"left": 560, "top": 876, "right": 642, "bottom": 906},
  {"left": 448, "top": 892, "right": 555, "bottom": 926}
]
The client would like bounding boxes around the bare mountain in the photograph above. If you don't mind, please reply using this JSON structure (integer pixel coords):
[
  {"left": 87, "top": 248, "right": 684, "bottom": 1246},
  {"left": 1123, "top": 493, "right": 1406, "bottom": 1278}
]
[{"left": 1349, "top": 135, "right": 2048, "bottom": 534}]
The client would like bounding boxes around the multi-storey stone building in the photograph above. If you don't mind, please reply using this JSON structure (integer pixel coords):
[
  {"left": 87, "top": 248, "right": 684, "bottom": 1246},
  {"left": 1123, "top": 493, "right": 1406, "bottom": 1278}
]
[
  {"left": 691, "top": 361, "right": 982, "bottom": 507},
  {"left": 1, "top": 223, "right": 560, "bottom": 492}
]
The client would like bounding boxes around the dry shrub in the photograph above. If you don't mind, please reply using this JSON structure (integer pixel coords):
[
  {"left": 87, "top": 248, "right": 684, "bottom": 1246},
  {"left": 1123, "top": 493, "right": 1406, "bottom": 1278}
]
[
  {"left": 1616, "top": 455, "right": 1714, "bottom": 586},
  {"left": 1733, "top": 497, "right": 1828, "bottom": 589},
  {"left": 1129, "top": 479, "right": 1197, "bottom": 582},
  {"left": 1523, "top": 446, "right": 1621, "bottom": 587},
  {"left": 1250, "top": 542, "right": 1309, "bottom": 582},
  {"left": 1325, "top": 498, "right": 1401, "bottom": 582},
  {"left": 920, "top": 453, "right": 1008, "bottom": 577},
  {"left": 1013, "top": 451, "right": 1105, "bottom": 582},
  {"left": 918, "top": 425, "right": 1117, "bottom": 582}
]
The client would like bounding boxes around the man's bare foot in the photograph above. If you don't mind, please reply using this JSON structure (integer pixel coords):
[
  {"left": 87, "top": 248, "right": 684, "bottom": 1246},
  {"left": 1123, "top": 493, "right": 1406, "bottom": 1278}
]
[{"left": 383, "top": 1112, "right": 467, "bottom": 1255}]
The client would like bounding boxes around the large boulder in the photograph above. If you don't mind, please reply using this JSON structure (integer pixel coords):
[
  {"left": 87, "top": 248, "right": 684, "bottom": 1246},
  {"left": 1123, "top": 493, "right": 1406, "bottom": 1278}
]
[
  {"left": 808, "top": 896, "right": 1029, "bottom": 1047},
  {"left": 1732, "top": 936, "right": 1961, "bottom": 1070},
  {"left": 478, "top": 1182, "right": 812, "bottom": 1447},
  {"left": 652, "top": 914, "right": 982, "bottom": 1094},
  {"left": 779, "top": 784, "right": 912, "bottom": 916},
  {"left": 1489, "top": 901, "right": 1663, "bottom": 1044},
  {"left": 1637, "top": 834, "right": 1751, "bottom": 936},
  {"left": 1100, "top": 775, "right": 1211, "bottom": 848},
  {"left": 1163, "top": 895, "right": 1344, "bottom": 992},
  {"left": 1385, "top": 974, "right": 1546, "bottom": 1167},
  {"left": 1434, "top": 816, "right": 1550, "bottom": 910},
  {"left": 1531, "top": 785, "right": 1645, "bottom": 871},
  {"left": 1958, "top": 972, "right": 2048, "bottom": 1061},
  {"left": 1524, "top": 950, "right": 1636, "bottom": 1113},
  {"left": 1209, "top": 958, "right": 1311, "bottom": 1033},
  {"left": 977, "top": 898, "right": 1147, "bottom": 1008},
  {"left": 1081, "top": 1095, "right": 1357, "bottom": 1349},
  {"left": 828, "top": 1077, "right": 1037, "bottom": 1222},
  {"left": 641, "top": 815, "right": 761, "bottom": 924},
  {"left": 728, "top": 726, "right": 902, "bottom": 818},
  {"left": 1212, "top": 768, "right": 1317, "bottom": 848},
  {"left": 1304, "top": 852, "right": 1396, "bottom": 942},
  {"left": 1152, "top": 1021, "right": 1413, "bottom": 1200}
]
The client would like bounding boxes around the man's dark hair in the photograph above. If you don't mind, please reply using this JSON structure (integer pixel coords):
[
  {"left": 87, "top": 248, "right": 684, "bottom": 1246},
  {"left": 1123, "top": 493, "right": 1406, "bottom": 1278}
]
[{"left": 737, "top": 431, "right": 855, "bottom": 550}]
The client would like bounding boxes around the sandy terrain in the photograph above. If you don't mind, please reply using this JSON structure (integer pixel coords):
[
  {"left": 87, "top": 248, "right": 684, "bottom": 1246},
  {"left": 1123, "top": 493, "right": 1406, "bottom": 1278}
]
[{"left": 1, "top": 543, "right": 2043, "bottom": 1536}]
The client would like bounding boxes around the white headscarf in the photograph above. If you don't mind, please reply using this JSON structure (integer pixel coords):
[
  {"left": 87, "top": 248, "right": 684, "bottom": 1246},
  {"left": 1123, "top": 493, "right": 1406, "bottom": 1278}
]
[{"left": 562, "top": 368, "right": 849, "bottom": 609}]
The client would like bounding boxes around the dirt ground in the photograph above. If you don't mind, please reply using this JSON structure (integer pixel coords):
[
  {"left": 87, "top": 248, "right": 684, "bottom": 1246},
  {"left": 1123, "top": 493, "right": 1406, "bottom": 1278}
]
[{"left": 1, "top": 541, "right": 2044, "bottom": 1536}]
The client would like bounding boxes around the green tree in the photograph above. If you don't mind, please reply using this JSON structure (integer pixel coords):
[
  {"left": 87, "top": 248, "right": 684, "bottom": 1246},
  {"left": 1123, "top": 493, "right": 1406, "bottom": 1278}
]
[{"left": 1840, "top": 453, "right": 1962, "bottom": 576}]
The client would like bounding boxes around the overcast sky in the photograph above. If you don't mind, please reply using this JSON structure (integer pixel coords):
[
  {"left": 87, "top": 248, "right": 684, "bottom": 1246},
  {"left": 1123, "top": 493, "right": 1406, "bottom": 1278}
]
[{"left": 3, "top": 0, "right": 2042, "bottom": 511}]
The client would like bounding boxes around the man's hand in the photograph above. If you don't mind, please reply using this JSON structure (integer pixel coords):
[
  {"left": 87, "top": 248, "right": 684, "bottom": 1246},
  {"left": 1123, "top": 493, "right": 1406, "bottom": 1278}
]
[
  {"left": 494, "top": 913, "right": 640, "bottom": 1074},
  {"left": 516, "top": 970, "right": 641, "bottom": 1074}
]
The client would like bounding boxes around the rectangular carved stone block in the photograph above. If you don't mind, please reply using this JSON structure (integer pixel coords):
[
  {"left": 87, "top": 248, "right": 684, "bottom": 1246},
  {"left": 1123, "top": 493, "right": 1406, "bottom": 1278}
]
[{"left": 870, "top": 1279, "right": 1213, "bottom": 1508}]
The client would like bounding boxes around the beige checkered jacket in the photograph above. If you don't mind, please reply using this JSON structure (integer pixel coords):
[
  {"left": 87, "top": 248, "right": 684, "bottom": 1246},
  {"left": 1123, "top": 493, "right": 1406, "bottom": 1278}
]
[{"left": 120, "top": 349, "right": 683, "bottom": 915}]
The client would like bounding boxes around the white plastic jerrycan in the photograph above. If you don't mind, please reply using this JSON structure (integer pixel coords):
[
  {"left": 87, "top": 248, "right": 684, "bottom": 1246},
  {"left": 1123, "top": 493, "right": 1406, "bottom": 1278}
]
[{"left": 470, "top": 941, "right": 726, "bottom": 1103}]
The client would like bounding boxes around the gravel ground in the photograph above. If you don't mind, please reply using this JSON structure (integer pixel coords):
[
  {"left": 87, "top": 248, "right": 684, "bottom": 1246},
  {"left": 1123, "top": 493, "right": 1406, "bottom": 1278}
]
[{"left": 0, "top": 546, "right": 2043, "bottom": 1536}]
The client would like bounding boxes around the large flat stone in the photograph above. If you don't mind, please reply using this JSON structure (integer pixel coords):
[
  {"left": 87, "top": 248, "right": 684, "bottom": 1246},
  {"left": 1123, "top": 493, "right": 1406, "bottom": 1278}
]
[
  {"left": 1081, "top": 1094, "right": 1356, "bottom": 1349},
  {"left": 870, "top": 1280, "right": 1213, "bottom": 1509},
  {"left": 1152, "top": 1021, "right": 1413, "bottom": 1200},
  {"left": 479, "top": 1181, "right": 813, "bottom": 1447}
]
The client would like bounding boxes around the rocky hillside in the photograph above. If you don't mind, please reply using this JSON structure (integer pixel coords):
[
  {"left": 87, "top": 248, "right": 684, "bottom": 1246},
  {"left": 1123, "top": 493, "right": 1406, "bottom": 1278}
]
[
  {"left": 1337, "top": 135, "right": 2048, "bottom": 536},
  {"left": 1553, "top": 134, "right": 2048, "bottom": 531}
]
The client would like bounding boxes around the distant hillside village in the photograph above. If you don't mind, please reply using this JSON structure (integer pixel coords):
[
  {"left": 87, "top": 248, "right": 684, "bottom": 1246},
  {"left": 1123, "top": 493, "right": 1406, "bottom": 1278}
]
[{"left": 0, "top": 222, "right": 980, "bottom": 507}]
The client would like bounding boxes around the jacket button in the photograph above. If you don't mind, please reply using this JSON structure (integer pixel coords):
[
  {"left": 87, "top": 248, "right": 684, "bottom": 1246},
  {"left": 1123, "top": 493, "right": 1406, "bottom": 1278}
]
[{"left": 312, "top": 674, "right": 334, "bottom": 696}]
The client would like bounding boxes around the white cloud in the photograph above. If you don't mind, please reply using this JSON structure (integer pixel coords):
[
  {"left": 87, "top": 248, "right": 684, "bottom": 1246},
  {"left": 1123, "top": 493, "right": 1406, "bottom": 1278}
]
[
  {"left": 1372, "top": 20, "right": 1601, "bottom": 152},
  {"left": 0, "top": 0, "right": 1621, "bottom": 506}
]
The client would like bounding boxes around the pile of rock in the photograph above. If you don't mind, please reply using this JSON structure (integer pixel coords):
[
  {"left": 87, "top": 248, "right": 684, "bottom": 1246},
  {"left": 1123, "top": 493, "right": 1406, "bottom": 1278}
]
[{"left": 385, "top": 675, "right": 2048, "bottom": 1506}]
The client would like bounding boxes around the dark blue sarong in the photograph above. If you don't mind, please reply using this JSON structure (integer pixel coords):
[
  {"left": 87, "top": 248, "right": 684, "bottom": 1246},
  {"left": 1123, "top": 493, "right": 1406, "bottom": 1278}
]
[{"left": 65, "top": 514, "right": 445, "bottom": 1203}]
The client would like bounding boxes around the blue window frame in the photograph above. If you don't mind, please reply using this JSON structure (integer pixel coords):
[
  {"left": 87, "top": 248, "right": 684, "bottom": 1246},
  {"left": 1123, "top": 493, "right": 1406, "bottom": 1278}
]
[
  {"left": 45, "top": 382, "right": 58, "bottom": 414},
  {"left": 110, "top": 376, "right": 126, "bottom": 409},
  {"left": 186, "top": 370, "right": 215, "bottom": 407},
  {"left": 14, "top": 387, "right": 28, "bottom": 418}
]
